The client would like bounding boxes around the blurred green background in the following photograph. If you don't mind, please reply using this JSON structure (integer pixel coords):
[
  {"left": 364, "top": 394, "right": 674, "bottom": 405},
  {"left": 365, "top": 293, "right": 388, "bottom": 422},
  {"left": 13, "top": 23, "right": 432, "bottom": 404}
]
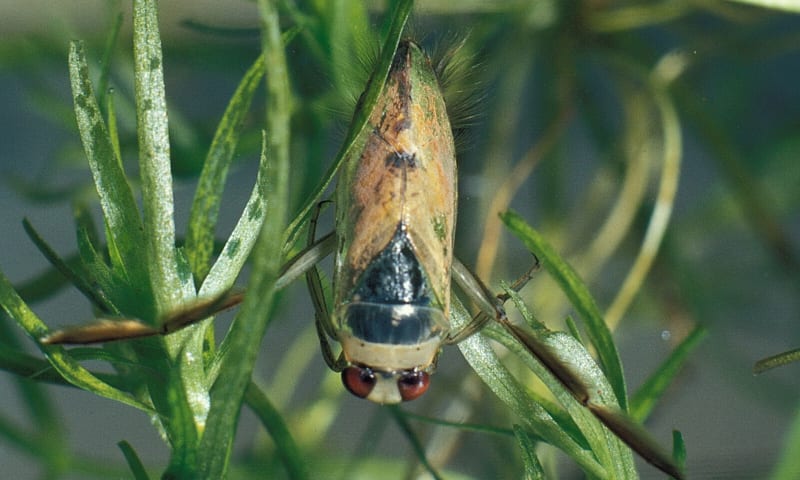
[{"left": 1, "top": 1, "right": 798, "bottom": 478}]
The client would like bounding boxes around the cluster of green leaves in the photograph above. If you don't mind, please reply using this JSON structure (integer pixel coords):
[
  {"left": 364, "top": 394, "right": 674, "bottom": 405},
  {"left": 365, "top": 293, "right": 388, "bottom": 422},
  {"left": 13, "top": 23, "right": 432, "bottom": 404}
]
[
  {"left": 0, "top": 0, "right": 283, "bottom": 477},
  {"left": 1, "top": 0, "right": 799, "bottom": 479}
]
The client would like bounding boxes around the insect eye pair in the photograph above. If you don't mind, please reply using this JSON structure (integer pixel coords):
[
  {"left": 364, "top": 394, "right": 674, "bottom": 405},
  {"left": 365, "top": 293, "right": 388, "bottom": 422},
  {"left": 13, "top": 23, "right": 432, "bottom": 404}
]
[{"left": 342, "top": 365, "right": 429, "bottom": 402}]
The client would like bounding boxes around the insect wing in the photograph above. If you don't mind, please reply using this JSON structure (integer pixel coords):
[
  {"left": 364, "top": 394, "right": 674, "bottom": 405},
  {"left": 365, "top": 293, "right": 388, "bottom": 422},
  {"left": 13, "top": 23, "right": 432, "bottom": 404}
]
[
  {"left": 331, "top": 40, "right": 457, "bottom": 391},
  {"left": 334, "top": 40, "right": 457, "bottom": 323}
]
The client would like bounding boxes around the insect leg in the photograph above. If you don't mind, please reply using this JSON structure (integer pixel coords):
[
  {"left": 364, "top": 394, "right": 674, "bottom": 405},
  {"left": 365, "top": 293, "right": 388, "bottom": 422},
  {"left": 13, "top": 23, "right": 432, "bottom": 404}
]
[
  {"left": 304, "top": 201, "right": 347, "bottom": 371},
  {"left": 276, "top": 232, "right": 335, "bottom": 291},
  {"left": 448, "top": 257, "right": 592, "bottom": 399},
  {"left": 446, "top": 257, "right": 537, "bottom": 344},
  {"left": 496, "top": 254, "right": 540, "bottom": 303},
  {"left": 445, "top": 259, "right": 501, "bottom": 344}
]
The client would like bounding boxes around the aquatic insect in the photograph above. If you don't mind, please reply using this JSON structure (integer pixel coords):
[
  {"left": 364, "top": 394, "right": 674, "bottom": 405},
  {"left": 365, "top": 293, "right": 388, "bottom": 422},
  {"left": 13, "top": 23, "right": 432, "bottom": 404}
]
[
  {"left": 42, "top": 39, "right": 683, "bottom": 479},
  {"left": 324, "top": 39, "right": 458, "bottom": 403},
  {"left": 295, "top": 39, "right": 533, "bottom": 404}
]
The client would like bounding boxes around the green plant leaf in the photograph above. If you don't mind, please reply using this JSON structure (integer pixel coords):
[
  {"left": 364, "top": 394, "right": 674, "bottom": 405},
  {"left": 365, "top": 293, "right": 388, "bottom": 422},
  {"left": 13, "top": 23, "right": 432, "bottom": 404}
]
[
  {"left": 73, "top": 203, "right": 101, "bottom": 257},
  {"left": 68, "top": 41, "right": 150, "bottom": 303},
  {"left": 105, "top": 89, "right": 123, "bottom": 171},
  {"left": 132, "top": 0, "right": 191, "bottom": 315},
  {"left": 496, "top": 221, "right": 684, "bottom": 478},
  {"left": 322, "top": 0, "right": 371, "bottom": 95},
  {"left": 452, "top": 297, "right": 607, "bottom": 478},
  {"left": 186, "top": 54, "right": 265, "bottom": 284},
  {"left": 244, "top": 383, "right": 308, "bottom": 480},
  {"left": 754, "top": 347, "right": 800, "bottom": 374},
  {"left": 195, "top": 1, "right": 292, "bottom": 476},
  {"left": 630, "top": 325, "right": 707, "bottom": 422},
  {"left": 128, "top": 3, "right": 213, "bottom": 451},
  {"left": 0, "top": 269, "right": 153, "bottom": 413},
  {"left": 74, "top": 224, "right": 123, "bottom": 314},
  {"left": 199, "top": 131, "right": 270, "bottom": 302},
  {"left": 0, "top": 343, "right": 141, "bottom": 400},
  {"left": 161, "top": 349, "right": 201, "bottom": 476},
  {"left": 118, "top": 440, "right": 151, "bottom": 480},
  {"left": 22, "top": 219, "right": 116, "bottom": 314},
  {"left": 0, "top": 346, "right": 79, "bottom": 386},
  {"left": 493, "top": 286, "right": 636, "bottom": 478},
  {"left": 512, "top": 425, "right": 546, "bottom": 480},
  {"left": 501, "top": 209, "right": 628, "bottom": 411},
  {"left": 96, "top": 11, "right": 124, "bottom": 113},
  {"left": 200, "top": 134, "right": 269, "bottom": 388},
  {"left": 387, "top": 405, "right": 444, "bottom": 480},
  {"left": 672, "top": 430, "right": 686, "bottom": 471},
  {"left": 770, "top": 405, "right": 800, "bottom": 480}
]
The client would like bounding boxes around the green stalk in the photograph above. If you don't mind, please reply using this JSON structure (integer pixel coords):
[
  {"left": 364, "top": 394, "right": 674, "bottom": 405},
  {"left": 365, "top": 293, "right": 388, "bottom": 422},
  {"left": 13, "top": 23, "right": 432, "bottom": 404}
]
[{"left": 195, "top": 0, "right": 291, "bottom": 476}]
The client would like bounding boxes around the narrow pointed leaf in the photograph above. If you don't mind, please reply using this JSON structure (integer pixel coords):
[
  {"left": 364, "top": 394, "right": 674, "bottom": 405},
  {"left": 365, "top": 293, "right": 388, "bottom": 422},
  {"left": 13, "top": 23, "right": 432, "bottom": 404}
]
[
  {"left": 493, "top": 286, "right": 635, "bottom": 478},
  {"left": 133, "top": 0, "right": 189, "bottom": 314},
  {"left": 0, "top": 347, "right": 83, "bottom": 386},
  {"left": 186, "top": 54, "right": 265, "bottom": 283},
  {"left": 672, "top": 430, "right": 686, "bottom": 471},
  {"left": 754, "top": 347, "right": 800, "bottom": 374},
  {"left": 161, "top": 352, "right": 200, "bottom": 475},
  {"left": 196, "top": 1, "right": 291, "bottom": 476},
  {"left": 106, "top": 90, "right": 123, "bottom": 172},
  {"left": 199, "top": 132, "right": 270, "bottom": 299},
  {"left": 97, "top": 11, "right": 124, "bottom": 111},
  {"left": 588, "top": 405, "right": 684, "bottom": 480},
  {"left": 490, "top": 332, "right": 628, "bottom": 476},
  {"left": 75, "top": 225, "right": 125, "bottom": 315},
  {"left": 501, "top": 209, "right": 628, "bottom": 410},
  {"left": 23, "top": 219, "right": 115, "bottom": 314},
  {"left": 0, "top": 269, "right": 153, "bottom": 413},
  {"left": 244, "top": 383, "right": 308, "bottom": 480},
  {"left": 131, "top": 2, "right": 210, "bottom": 437},
  {"left": 73, "top": 202, "right": 101, "bottom": 258},
  {"left": 512, "top": 425, "right": 546, "bottom": 480},
  {"left": 452, "top": 298, "right": 607, "bottom": 478},
  {"left": 118, "top": 441, "right": 151, "bottom": 480},
  {"left": 630, "top": 325, "right": 707, "bottom": 421},
  {"left": 499, "top": 263, "right": 681, "bottom": 479},
  {"left": 68, "top": 41, "right": 148, "bottom": 290}
]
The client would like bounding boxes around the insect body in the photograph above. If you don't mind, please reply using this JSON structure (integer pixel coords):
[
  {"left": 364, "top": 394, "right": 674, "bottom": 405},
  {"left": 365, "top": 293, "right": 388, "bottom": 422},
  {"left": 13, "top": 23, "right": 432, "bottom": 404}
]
[{"left": 329, "top": 40, "right": 457, "bottom": 403}]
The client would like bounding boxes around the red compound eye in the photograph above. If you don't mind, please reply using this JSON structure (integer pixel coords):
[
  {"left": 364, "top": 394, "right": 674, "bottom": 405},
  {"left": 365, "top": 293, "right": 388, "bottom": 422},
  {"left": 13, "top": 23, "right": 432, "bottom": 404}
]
[
  {"left": 397, "top": 370, "right": 429, "bottom": 402},
  {"left": 342, "top": 366, "right": 376, "bottom": 399}
]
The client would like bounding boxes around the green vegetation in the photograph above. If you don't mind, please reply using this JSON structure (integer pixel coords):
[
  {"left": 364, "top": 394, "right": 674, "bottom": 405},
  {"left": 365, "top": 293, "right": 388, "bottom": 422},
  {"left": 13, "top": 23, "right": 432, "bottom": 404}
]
[{"left": 0, "top": 1, "right": 798, "bottom": 478}]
